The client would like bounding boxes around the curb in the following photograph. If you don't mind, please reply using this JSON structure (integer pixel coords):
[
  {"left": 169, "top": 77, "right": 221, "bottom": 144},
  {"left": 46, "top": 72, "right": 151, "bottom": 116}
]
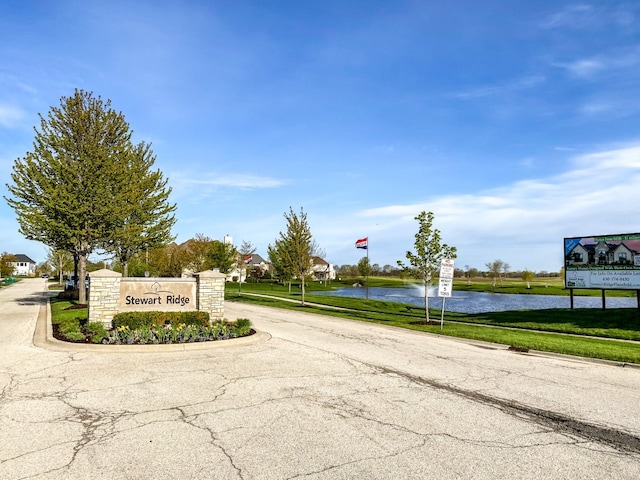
[{"left": 34, "top": 293, "right": 271, "bottom": 353}]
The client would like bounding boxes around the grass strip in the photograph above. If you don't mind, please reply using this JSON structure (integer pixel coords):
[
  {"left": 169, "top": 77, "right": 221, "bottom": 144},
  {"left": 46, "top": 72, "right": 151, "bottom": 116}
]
[{"left": 227, "top": 293, "right": 640, "bottom": 364}]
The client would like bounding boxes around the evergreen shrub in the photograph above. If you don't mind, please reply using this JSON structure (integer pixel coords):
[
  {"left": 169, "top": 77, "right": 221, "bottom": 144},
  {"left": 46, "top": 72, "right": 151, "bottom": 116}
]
[{"left": 113, "top": 310, "right": 211, "bottom": 330}]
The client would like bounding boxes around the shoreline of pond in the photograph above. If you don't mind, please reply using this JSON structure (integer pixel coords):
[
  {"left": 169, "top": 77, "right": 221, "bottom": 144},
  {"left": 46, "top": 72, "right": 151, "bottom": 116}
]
[{"left": 315, "top": 286, "right": 640, "bottom": 314}]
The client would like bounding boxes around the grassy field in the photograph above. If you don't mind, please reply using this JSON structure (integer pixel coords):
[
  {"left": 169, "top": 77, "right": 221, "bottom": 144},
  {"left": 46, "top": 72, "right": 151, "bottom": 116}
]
[{"left": 226, "top": 280, "right": 640, "bottom": 364}]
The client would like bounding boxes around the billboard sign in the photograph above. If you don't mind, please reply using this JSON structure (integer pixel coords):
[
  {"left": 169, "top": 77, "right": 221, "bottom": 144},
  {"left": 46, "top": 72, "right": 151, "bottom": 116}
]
[{"left": 564, "top": 233, "right": 640, "bottom": 290}]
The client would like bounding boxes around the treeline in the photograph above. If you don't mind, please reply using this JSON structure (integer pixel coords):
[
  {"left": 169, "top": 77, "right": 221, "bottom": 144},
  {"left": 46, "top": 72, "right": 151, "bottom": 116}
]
[{"left": 335, "top": 263, "right": 561, "bottom": 278}]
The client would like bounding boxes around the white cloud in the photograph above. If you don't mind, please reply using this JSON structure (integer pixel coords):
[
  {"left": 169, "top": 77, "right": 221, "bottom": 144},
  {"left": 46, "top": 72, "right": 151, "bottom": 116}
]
[
  {"left": 555, "top": 59, "right": 604, "bottom": 77},
  {"left": 540, "top": 4, "right": 599, "bottom": 30},
  {"left": 452, "top": 75, "right": 546, "bottom": 99},
  {"left": 170, "top": 171, "right": 288, "bottom": 195},
  {"left": 0, "top": 104, "right": 26, "bottom": 127},
  {"left": 540, "top": 4, "right": 637, "bottom": 30},
  {"left": 554, "top": 50, "right": 640, "bottom": 78}
]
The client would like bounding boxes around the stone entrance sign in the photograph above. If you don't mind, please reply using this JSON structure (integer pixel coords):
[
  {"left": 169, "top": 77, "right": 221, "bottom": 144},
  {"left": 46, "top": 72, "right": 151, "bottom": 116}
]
[
  {"left": 88, "top": 269, "right": 226, "bottom": 328},
  {"left": 120, "top": 278, "right": 196, "bottom": 312}
]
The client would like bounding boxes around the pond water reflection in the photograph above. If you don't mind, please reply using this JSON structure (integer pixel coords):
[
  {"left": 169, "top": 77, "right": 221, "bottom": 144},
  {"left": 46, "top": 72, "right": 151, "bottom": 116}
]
[{"left": 315, "top": 286, "right": 639, "bottom": 314}]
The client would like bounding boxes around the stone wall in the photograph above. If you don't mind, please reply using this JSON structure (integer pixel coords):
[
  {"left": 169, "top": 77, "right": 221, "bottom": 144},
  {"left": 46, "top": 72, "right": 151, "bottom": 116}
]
[{"left": 88, "top": 269, "right": 226, "bottom": 328}]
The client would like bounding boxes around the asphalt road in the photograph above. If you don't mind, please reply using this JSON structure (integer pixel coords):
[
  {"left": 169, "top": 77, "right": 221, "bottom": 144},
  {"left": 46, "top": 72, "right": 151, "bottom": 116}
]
[{"left": 1, "top": 278, "right": 640, "bottom": 479}]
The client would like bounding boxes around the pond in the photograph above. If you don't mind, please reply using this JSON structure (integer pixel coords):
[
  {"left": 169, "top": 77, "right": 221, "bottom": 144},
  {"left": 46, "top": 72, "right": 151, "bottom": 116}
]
[{"left": 315, "top": 286, "right": 639, "bottom": 314}]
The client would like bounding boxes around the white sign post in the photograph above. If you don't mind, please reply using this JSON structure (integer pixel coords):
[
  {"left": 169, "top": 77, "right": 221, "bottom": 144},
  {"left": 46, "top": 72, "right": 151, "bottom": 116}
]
[{"left": 438, "top": 258, "right": 455, "bottom": 330}]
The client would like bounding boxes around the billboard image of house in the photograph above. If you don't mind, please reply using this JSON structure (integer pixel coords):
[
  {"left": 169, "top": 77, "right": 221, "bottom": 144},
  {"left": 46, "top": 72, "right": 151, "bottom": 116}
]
[{"left": 564, "top": 233, "right": 640, "bottom": 289}]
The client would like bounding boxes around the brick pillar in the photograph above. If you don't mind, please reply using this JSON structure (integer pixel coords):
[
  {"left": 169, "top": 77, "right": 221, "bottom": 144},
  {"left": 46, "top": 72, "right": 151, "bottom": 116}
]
[
  {"left": 88, "top": 269, "right": 121, "bottom": 329},
  {"left": 196, "top": 269, "right": 226, "bottom": 323}
]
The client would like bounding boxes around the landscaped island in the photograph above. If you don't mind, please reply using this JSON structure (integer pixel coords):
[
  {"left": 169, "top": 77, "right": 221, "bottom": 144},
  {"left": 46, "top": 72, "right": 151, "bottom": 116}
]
[{"left": 51, "top": 297, "right": 252, "bottom": 345}]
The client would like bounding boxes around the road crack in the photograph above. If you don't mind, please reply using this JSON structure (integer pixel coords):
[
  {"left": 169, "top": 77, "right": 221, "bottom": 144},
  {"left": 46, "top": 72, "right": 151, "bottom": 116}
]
[{"left": 376, "top": 365, "right": 640, "bottom": 455}]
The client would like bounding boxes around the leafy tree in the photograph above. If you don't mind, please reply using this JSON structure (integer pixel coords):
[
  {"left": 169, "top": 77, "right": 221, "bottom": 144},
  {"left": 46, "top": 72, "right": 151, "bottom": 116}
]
[
  {"left": 36, "top": 262, "right": 50, "bottom": 277},
  {"left": 249, "top": 265, "right": 266, "bottom": 282},
  {"left": 271, "top": 207, "right": 314, "bottom": 305},
  {"left": 357, "top": 256, "right": 372, "bottom": 278},
  {"left": 236, "top": 240, "right": 256, "bottom": 294},
  {"left": 104, "top": 141, "right": 175, "bottom": 276},
  {"left": 184, "top": 233, "right": 214, "bottom": 273},
  {"left": 207, "top": 240, "right": 237, "bottom": 274},
  {"left": 486, "top": 259, "right": 506, "bottom": 287},
  {"left": 268, "top": 242, "right": 294, "bottom": 292},
  {"left": 398, "top": 211, "right": 457, "bottom": 324},
  {"left": 522, "top": 269, "right": 535, "bottom": 289},
  {"left": 0, "top": 253, "right": 17, "bottom": 277},
  {"left": 46, "top": 248, "right": 73, "bottom": 285},
  {"left": 464, "top": 265, "right": 479, "bottom": 285},
  {"left": 156, "top": 243, "right": 190, "bottom": 277},
  {"left": 5, "top": 89, "right": 175, "bottom": 303}
]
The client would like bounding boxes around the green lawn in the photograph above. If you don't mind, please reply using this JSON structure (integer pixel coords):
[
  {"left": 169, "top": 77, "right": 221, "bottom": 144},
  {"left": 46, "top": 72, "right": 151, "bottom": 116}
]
[
  {"left": 50, "top": 297, "right": 88, "bottom": 324},
  {"left": 226, "top": 281, "right": 640, "bottom": 364}
]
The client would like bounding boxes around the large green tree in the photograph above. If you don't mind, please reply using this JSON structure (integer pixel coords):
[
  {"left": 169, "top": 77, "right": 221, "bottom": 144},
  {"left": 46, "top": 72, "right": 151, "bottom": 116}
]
[
  {"left": 104, "top": 141, "right": 175, "bottom": 276},
  {"left": 270, "top": 207, "right": 314, "bottom": 306},
  {"left": 207, "top": 240, "right": 238, "bottom": 275},
  {"left": 398, "top": 211, "right": 457, "bottom": 323},
  {"left": 5, "top": 89, "right": 175, "bottom": 302},
  {"left": 46, "top": 247, "right": 73, "bottom": 285},
  {"left": 184, "top": 233, "right": 214, "bottom": 273},
  {"left": 0, "top": 253, "right": 17, "bottom": 278},
  {"left": 268, "top": 241, "right": 295, "bottom": 292}
]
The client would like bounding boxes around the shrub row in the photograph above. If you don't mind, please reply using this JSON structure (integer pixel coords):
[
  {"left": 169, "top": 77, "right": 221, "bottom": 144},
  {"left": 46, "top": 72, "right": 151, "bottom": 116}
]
[
  {"left": 58, "top": 318, "right": 109, "bottom": 343},
  {"left": 57, "top": 316, "right": 252, "bottom": 344},
  {"left": 112, "top": 311, "right": 210, "bottom": 330}
]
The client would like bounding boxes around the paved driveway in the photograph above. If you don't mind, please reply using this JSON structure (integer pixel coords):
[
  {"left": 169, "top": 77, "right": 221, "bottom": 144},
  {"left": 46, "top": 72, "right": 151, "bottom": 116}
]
[{"left": 1, "top": 279, "right": 640, "bottom": 479}]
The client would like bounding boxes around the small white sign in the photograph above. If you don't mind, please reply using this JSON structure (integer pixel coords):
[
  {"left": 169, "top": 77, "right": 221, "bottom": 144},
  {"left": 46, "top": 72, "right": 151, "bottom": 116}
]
[
  {"left": 438, "top": 277, "right": 453, "bottom": 298},
  {"left": 440, "top": 258, "right": 455, "bottom": 279},
  {"left": 438, "top": 258, "right": 455, "bottom": 298}
]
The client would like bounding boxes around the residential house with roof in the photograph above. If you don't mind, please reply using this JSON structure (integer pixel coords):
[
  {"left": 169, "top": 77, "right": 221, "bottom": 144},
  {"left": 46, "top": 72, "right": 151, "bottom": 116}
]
[
  {"left": 311, "top": 256, "right": 336, "bottom": 281},
  {"left": 9, "top": 254, "right": 37, "bottom": 276},
  {"left": 227, "top": 253, "right": 272, "bottom": 282},
  {"left": 566, "top": 240, "right": 640, "bottom": 266}
]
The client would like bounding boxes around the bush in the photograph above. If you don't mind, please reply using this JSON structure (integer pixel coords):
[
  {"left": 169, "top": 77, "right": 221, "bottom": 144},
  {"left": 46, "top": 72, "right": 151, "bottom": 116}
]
[
  {"left": 234, "top": 318, "right": 252, "bottom": 336},
  {"left": 84, "top": 322, "right": 108, "bottom": 344},
  {"left": 58, "top": 318, "right": 86, "bottom": 342},
  {"left": 112, "top": 310, "right": 211, "bottom": 330},
  {"left": 112, "top": 311, "right": 153, "bottom": 330}
]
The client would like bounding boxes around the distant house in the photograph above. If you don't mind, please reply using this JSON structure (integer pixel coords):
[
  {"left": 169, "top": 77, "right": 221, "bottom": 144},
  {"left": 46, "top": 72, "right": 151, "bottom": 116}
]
[
  {"left": 10, "top": 254, "right": 37, "bottom": 276},
  {"left": 311, "top": 256, "right": 336, "bottom": 281},
  {"left": 226, "top": 253, "right": 271, "bottom": 282},
  {"left": 244, "top": 254, "right": 272, "bottom": 281}
]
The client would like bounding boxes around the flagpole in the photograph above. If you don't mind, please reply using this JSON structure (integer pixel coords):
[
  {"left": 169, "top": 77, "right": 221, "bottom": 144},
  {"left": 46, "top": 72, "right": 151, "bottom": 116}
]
[
  {"left": 366, "top": 239, "right": 369, "bottom": 300},
  {"left": 355, "top": 237, "right": 370, "bottom": 299}
]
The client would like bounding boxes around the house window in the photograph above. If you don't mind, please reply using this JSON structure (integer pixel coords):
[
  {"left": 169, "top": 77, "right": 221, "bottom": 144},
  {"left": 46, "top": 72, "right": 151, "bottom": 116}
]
[
  {"left": 573, "top": 252, "right": 583, "bottom": 262},
  {"left": 619, "top": 252, "right": 627, "bottom": 262}
]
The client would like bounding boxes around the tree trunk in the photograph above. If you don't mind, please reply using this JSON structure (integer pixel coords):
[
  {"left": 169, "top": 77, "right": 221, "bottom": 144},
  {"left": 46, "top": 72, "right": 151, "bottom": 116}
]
[
  {"left": 78, "top": 253, "right": 87, "bottom": 304},
  {"left": 301, "top": 274, "right": 306, "bottom": 306},
  {"left": 424, "top": 280, "right": 430, "bottom": 324}
]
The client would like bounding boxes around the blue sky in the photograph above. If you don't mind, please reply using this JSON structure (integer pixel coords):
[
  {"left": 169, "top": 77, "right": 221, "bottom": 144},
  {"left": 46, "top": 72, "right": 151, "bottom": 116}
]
[{"left": 2, "top": 1, "right": 640, "bottom": 273}]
